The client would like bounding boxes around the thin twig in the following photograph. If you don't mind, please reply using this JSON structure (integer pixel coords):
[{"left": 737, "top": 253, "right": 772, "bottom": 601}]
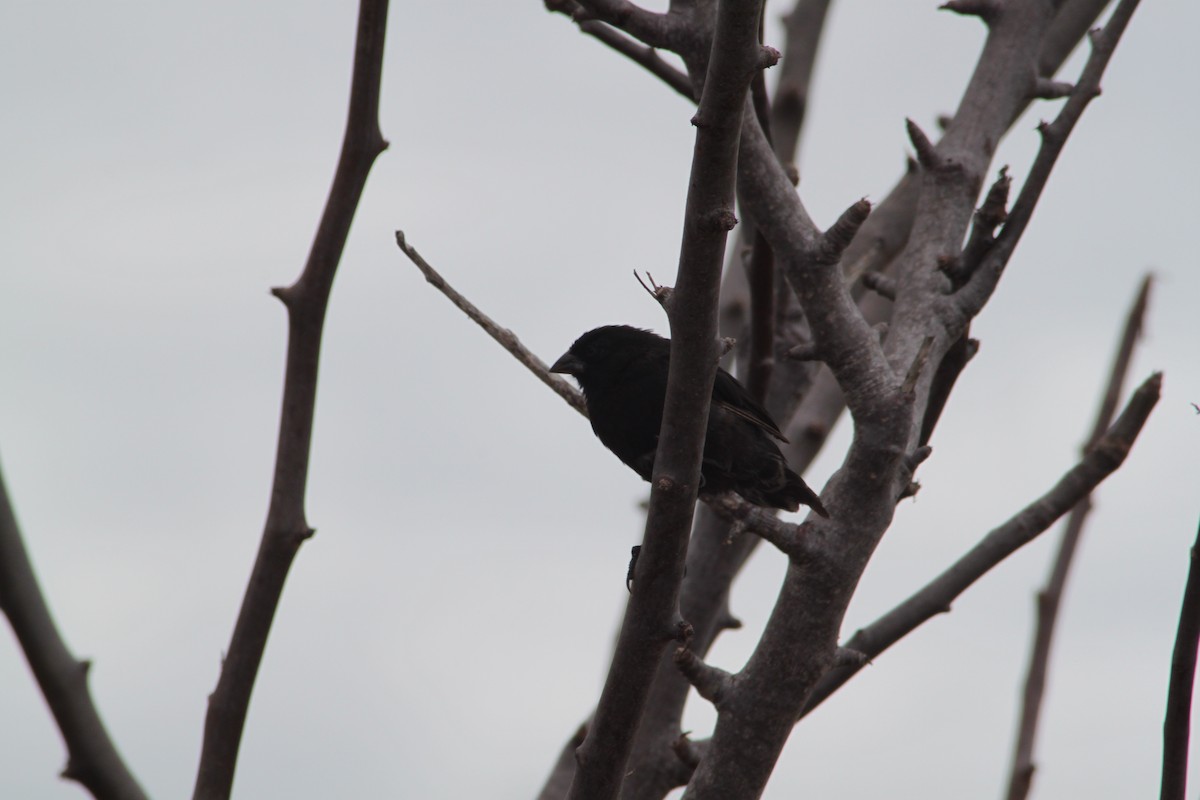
[
  {"left": 0, "top": 465, "right": 148, "bottom": 799},
  {"left": 798, "top": 373, "right": 1161, "bottom": 719},
  {"left": 562, "top": 0, "right": 678, "bottom": 50},
  {"left": 1005, "top": 274, "right": 1151, "bottom": 800},
  {"left": 395, "top": 232, "right": 587, "bottom": 416},
  {"left": 1161, "top": 520, "right": 1200, "bottom": 800},
  {"left": 192, "top": 2, "right": 390, "bottom": 797},
  {"left": 578, "top": 19, "right": 695, "bottom": 99}
]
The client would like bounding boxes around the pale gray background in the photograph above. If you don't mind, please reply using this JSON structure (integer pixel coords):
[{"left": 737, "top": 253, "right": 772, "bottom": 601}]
[{"left": 1, "top": 1, "right": 1197, "bottom": 798}]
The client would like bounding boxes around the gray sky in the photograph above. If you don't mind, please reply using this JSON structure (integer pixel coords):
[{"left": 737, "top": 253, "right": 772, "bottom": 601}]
[{"left": 1, "top": 1, "right": 1197, "bottom": 798}]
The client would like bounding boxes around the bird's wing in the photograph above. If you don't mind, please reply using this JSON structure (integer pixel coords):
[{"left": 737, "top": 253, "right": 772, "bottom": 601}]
[{"left": 712, "top": 368, "right": 789, "bottom": 443}]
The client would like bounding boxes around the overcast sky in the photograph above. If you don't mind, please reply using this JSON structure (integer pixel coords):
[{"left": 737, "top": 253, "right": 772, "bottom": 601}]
[{"left": 1, "top": 1, "right": 1197, "bottom": 798}]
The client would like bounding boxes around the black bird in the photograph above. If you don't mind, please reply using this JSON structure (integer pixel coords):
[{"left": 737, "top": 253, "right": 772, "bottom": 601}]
[{"left": 550, "top": 325, "right": 828, "bottom": 516}]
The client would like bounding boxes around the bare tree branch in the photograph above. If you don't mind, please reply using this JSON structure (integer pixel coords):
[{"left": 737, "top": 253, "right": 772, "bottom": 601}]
[
  {"left": 569, "top": 0, "right": 681, "bottom": 50},
  {"left": 1005, "top": 273, "right": 1151, "bottom": 800},
  {"left": 547, "top": 0, "right": 695, "bottom": 99},
  {"left": 540, "top": 2, "right": 1135, "bottom": 797},
  {"left": 957, "top": 0, "right": 1144, "bottom": 317},
  {"left": 0, "top": 464, "right": 148, "bottom": 800},
  {"left": 395, "top": 232, "right": 588, "bottom": 416},
  {"left": 1161, "top": 519, "right": 1200, "bottom": 800},
  {"left": 694, "top": 3, "right": 1149, "bottom": 769},
  {"left": 579, "top": 21, "right": 695, "bottom": 99},
  {"left": 800, "top": 372, "right": 1162, "bottom": 718},
  {"left": 192, "top": 2, "right": 390, "bottom": 797},
  {"left": 564, "top": 3, "right": 769, "bottom": 799}
]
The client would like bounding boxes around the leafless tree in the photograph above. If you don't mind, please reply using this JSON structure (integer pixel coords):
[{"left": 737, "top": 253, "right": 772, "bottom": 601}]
[{"left": 0, "top": 1, "right": 1190, "bottom": 800}]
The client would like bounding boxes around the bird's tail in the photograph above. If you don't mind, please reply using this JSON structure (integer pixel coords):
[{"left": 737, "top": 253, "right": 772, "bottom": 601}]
[{"left": 779, "top": 470, "right": 829, "bottom": 518}]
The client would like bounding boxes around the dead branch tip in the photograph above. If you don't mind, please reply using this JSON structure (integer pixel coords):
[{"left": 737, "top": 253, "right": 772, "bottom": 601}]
[
  {"left": 635, "top": 271, "right": 674, "bottom": 309},
  {"left": 940, "top": 0, "right": 1000, "bottom": 23},
  {"left": 674, "top": 647, "right": 733, "bottom": 706},
  {"left": 820, "top": 198, "right": 871, "bottom": 261},
  {"left": 757, "top": 45, "right": 781, "bottom": 69},
  {"left": 861, "top": 271, "right": 897, "bottom": 301},
  {"left": 906, "top": 118, "right": 940, "bottom": 170}
]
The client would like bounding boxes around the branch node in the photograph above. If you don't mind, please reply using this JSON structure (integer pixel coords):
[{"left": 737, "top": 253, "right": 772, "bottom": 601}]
[
  {"left": 626, "top": 545, "right": 640, "bottom": 592},
  {"left": 717, "top": 610, "right": 743, "bottom": 631},
  {"left": 701, "top": 208, "right": 739, "bottom": 232},
  {"left": 61, "top": 758, "right": 85, "bottom": 782},
  {"left": 269, "top": 286, "right": 294, "bottom": 307},
  {"left": 672, "top": 734, "right": 704, "bottom": 769},
  {"left": 906, "top": 445, "right": 933, "bottom": 472},
  {"left": 977, "top": 166, "right": 1012, "bottom": 227},
  {"left": 1033, "top": 77, "right": 1075, "bottom": 100},
  {"left": 818, "top": 198, "right": 871, "bottom": 263},
  {"left": 674, "top": 647, "right": 733, "bottom": 707},
  {"left": 785, "top": 340, "right": 820, "bottom": 361},
  {"left": 861, "top": 271, "right": 896, "bottom": 301},
  {"left": 634, "top": 270, "right": 674, "bottom": 309},
  {"left": 905, "top": 118, "right": 940, "bottom": 170},
  {"left": 705, "top": 494, "right": 809, "bottom": 558},
  {"left": 939, "top": 0, "right": 1000, "bottom": 23},
  {"left": 757, "top": 45, "right": 781, "bottom": 70},
  {"left": 950, "top": 167, "right": 1012, "bottom": 289},
  {"left": 834, "top": 647, "right": 872, "bottom": 668},
  {"left": 1036, "top": 119, "right": 1063, "bottom": 145}
]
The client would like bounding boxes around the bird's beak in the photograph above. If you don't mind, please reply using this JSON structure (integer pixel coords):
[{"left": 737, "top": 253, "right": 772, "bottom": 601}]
[{"left": 550, "top": 352, "right": 583, "bottom": 376}]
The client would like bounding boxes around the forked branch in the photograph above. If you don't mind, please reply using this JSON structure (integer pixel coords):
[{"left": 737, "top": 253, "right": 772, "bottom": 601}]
[
  {"left": 957, "top": 0, "right": 1145, "bottom": 316},
  {"left": 800, "top": 372, "right": 1161, "bottom": 719}
]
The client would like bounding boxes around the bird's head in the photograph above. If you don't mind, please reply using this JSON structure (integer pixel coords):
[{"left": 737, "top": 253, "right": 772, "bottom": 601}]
[{"left": 550, "top": 325, "right": 665, "bottom": 386}]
